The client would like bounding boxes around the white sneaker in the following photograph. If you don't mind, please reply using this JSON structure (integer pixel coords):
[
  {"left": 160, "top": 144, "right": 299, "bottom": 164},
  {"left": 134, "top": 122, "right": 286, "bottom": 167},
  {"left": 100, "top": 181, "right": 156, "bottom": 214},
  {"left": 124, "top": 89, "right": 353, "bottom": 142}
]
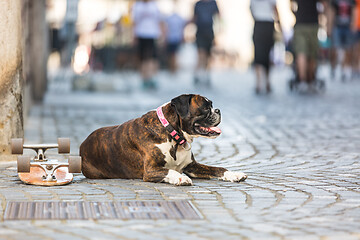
[{"left": 297, "top": 82, "right": 309, "bottom": 93}]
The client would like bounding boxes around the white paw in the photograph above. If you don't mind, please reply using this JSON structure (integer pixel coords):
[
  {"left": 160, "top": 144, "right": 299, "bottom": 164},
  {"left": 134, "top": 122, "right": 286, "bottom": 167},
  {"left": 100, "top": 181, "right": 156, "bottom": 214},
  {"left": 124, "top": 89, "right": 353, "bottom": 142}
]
[
  {"left": 221, "top": 171, "right": 247, "bottom": 182},
  {"left": 163, "top": 170, "right": 193, "bottom": 186}
]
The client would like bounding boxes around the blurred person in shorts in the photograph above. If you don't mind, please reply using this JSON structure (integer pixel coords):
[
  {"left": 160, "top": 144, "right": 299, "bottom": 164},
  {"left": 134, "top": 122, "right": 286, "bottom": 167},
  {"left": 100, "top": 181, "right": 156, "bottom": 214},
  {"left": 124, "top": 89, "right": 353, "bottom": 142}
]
[
  {"left": 328, "top": 0, "right": 356, "bottom": 81},
  {"left": 193, "top": 0, "right": 220, "bottom": 87},
  {"left": 351, "top": 0, "right": 360, "bottom": 78},
  {"left": 132, "top": 0, "right": 164, "bottom": 90},
  {"left": 291, "top": 0, "right": 324, "bottom": 91}
]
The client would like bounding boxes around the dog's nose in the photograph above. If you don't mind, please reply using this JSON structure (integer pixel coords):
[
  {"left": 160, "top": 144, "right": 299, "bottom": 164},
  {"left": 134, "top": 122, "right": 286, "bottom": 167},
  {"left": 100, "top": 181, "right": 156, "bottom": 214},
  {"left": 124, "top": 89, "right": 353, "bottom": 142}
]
[{"left": 215, "top": 109, "right": 220, "bottom": 115}]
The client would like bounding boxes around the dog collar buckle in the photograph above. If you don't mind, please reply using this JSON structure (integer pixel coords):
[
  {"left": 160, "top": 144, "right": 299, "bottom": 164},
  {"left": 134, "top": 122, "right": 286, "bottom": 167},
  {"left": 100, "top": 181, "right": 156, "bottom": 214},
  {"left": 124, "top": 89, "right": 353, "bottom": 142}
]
[{"left": 157, "top": 106, "right": 187, "bottom": 146}]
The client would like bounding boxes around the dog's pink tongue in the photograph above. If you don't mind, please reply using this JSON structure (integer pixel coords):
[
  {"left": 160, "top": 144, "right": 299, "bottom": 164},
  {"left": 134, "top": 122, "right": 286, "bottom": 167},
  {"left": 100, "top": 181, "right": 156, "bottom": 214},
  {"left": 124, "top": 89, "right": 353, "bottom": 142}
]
[{"left": 210, "top": 127, "right": 221, "bottom": 134}]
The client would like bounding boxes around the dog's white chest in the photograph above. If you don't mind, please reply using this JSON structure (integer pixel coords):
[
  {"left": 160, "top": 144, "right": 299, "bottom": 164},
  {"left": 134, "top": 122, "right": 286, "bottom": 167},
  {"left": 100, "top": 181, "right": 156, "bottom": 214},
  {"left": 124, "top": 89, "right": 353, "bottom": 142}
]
[{"left": 155, "top": 141, "right": 192, "bottom": 172}]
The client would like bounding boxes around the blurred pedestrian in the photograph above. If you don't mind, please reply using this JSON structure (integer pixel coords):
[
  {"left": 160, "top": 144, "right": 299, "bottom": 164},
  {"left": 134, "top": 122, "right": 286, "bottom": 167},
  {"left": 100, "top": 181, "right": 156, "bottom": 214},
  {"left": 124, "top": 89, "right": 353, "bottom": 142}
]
[
  {"left": 60, "top": 0, "right": 79, "bottom": 67},
  {"left": 328, "top": 0, "right": 356, "bottom": 81},
  {"left": 132, "top": 0, "right": 164, "bottom": 90},
  {"left": 353, "top": 0, "right": 360, "bottom": 78},
  {"left": 165, "top": 9, "right": 186, "bottom": 73},
  {"left": 250, "top": 0, "right": 280, "bottom": 94},
  {"left": 193, "top": 0, "right": 220, "bottom": 87},
  {"left": 291, "top": 0, "right": 324, "bottom": 92}
]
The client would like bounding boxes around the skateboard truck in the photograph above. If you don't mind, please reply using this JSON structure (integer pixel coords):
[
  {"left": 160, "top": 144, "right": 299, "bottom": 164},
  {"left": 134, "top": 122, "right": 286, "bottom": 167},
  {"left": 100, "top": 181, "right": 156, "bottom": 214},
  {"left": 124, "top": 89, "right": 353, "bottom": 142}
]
[
  {"left": 11, "top": 138, "right": 81, "bottom": 186},
  {"left": 34, "top": 160, "right": 70, "bottom": 182}
]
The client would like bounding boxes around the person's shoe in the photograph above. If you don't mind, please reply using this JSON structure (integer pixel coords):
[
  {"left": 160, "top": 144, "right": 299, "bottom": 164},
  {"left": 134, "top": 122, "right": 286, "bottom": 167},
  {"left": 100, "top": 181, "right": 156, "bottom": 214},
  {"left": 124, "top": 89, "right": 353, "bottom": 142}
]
[
  {"left": 148, "top": 79, "right": 157, "bottom": 89},
  {"left": 266, "top": 84, "right": 272, "bottom": 94},
  {"left": 353, "top": 71, "right": 360, "bottom": 80},
  {"left": 308, "top": 81, "right": 318, "bottom": 94},
  {"left": 205, "top": 77, "right": 212, "bottom": 88},
  {"left": 194, "top": 76, "right": 200, "bottom": 85},
  {"left": 330, "top": 68, "right": 335, "bottom": 80},
  {"left": 297, "top": 82, "right": 309, "bottom": 94},
  {"left": 142, "top": 79, "right": 157, "bottom": 90},
  {"left": 341, "top": 72, "right": 346, "bottom": 82}
]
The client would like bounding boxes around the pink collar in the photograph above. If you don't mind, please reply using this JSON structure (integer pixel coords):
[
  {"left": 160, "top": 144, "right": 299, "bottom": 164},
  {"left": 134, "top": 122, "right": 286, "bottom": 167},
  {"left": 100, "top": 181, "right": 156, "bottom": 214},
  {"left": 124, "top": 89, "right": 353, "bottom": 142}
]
[
  {"left": 157, "top": 106, "right": 170, "bottom": 127},
  {"left": 156, "top": 106, "right": 186, "bottom": 145}
]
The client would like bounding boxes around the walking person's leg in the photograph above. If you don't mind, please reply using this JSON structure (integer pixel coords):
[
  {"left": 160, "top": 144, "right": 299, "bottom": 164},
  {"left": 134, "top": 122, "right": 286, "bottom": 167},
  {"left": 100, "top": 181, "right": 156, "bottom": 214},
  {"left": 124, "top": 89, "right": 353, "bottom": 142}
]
[
  {"left": 194, "top": 33, "right": 213, "bottom": 86},
  {"left": 139, "top": 38, "right": 158, "bottom": 89}
]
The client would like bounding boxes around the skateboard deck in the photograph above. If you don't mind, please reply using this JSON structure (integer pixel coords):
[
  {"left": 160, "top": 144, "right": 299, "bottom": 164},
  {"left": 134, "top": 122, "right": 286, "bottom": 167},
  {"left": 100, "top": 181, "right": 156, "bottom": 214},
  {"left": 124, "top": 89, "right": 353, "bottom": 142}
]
[
  {"left": 11, "top": 138, "right": 81, "bottom": 186},
  {"left": 18, "top": 165, "right": 73, "bottom": 186}
]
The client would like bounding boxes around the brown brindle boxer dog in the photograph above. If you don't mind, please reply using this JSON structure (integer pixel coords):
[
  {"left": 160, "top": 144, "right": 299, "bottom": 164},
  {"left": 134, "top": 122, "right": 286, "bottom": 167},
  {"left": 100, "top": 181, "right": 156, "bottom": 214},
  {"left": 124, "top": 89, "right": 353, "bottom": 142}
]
[{"left": 80, "top": 94, "right": 247, "bottom": 186}]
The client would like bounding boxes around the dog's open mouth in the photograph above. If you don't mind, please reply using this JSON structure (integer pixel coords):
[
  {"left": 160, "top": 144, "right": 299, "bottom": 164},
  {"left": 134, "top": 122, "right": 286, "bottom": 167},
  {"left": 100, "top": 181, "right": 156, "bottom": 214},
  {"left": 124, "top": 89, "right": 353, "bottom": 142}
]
[{"left": 194, "top": 123, "right": 222, "bottom": 136}]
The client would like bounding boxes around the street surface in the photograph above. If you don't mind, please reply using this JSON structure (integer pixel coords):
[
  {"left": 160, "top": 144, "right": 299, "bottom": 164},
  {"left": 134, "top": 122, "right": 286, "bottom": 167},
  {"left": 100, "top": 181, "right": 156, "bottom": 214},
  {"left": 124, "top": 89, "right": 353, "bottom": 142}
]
[{"left": 0, "top": 64, "right": 360, "bottom": 240}]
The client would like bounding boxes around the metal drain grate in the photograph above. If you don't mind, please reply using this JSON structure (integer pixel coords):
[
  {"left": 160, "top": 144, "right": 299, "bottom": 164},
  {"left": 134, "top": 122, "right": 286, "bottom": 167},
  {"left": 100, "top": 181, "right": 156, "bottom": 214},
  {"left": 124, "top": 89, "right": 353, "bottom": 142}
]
[{"left": 4, "top": 201, "right": 202, "bottom": 220}]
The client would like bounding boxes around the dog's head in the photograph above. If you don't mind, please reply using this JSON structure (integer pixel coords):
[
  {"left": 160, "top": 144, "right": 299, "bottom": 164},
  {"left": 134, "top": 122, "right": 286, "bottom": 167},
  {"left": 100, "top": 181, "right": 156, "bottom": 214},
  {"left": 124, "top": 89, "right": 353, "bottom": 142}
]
[{"left": 171, "top": 94, "right": 221, "bottom": 138}]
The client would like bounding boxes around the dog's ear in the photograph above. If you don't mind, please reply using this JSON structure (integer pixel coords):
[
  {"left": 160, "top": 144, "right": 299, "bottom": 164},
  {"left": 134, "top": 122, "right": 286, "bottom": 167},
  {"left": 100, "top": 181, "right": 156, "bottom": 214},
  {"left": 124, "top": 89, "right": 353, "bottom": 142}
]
[{"left": 171, "top": 94, "right": 193, "bottom": 119}]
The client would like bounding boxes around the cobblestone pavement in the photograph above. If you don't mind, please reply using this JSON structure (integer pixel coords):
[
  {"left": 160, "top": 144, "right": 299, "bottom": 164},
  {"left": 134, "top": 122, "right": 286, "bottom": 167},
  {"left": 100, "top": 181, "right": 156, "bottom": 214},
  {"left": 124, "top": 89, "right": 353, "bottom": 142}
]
[{"left": 1, "top": 66, "right": 360, "bottom": 240}]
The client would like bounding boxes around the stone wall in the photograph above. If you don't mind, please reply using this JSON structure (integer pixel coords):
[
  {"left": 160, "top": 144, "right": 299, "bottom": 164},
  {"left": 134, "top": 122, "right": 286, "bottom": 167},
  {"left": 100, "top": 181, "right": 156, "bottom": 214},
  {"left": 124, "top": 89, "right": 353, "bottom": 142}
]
[
  {"left": 0, "top": 0, "right": 23, "bottom": 161},
  {"left": 24, "top": 0, "right": 48, "bottom": 101}
]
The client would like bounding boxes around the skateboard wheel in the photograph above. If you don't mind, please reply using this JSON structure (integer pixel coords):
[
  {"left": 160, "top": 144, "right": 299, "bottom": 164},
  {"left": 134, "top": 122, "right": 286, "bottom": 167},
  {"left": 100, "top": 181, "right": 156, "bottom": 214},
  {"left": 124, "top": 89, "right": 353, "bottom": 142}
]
[
  {"left": 17, "top": 156, "right": 31, "bottom": 172},
  {"left": 58, "top": 138, "right": 70, "bottom": 154},
  {"left": 68, "top": 156, "right": 81, "bottom": 173},
  {"left": 11, "top": 138, "right": 23, "bottom": 155}
]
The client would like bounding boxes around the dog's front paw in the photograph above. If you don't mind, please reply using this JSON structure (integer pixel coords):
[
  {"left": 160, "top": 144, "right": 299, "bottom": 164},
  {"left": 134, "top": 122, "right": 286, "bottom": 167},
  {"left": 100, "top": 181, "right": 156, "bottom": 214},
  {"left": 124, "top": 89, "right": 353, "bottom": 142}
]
[
  {"left": 173, "top": 175, "right": 193, "bottom": 186},
  {"left": 164, "top": 170, "right": 193, "bottom": 186},
  {"left": 221, "top": 171, "right": 247, "bottom": 182}
]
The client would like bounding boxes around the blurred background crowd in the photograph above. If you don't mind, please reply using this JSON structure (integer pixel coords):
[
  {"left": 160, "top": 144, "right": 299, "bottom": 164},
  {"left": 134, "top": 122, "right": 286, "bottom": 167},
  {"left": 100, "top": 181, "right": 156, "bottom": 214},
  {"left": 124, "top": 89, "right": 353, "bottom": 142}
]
[{"left": 44, "top": 0, "right": 360, "bottom": 93}]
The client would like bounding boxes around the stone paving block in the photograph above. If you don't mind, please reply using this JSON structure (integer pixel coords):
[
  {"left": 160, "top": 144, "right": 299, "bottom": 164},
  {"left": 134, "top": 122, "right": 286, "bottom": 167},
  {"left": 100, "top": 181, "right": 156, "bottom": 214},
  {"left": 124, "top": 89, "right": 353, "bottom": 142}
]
[
  {"left": 57, "top": 195, "right": 84, "bottom": 200},
  {"left": 137, "top": 195, "right": 164, "bottom": 200},
  {"left": 48, "top": 224, "right": 122, "bottom": 240},
  {"left": 83, "top": 196, "right": 111, "bottom": 201},
  {"left": 113, "top": 195, "right": 137, "bottom": 200}
]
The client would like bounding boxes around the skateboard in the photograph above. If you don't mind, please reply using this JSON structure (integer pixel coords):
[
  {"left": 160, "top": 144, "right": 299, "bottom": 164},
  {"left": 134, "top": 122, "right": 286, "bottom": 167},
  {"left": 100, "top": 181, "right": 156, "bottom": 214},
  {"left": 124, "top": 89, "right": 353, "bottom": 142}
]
[{"left": 11, "top": 138, "right": 81, "bottom": 186}]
